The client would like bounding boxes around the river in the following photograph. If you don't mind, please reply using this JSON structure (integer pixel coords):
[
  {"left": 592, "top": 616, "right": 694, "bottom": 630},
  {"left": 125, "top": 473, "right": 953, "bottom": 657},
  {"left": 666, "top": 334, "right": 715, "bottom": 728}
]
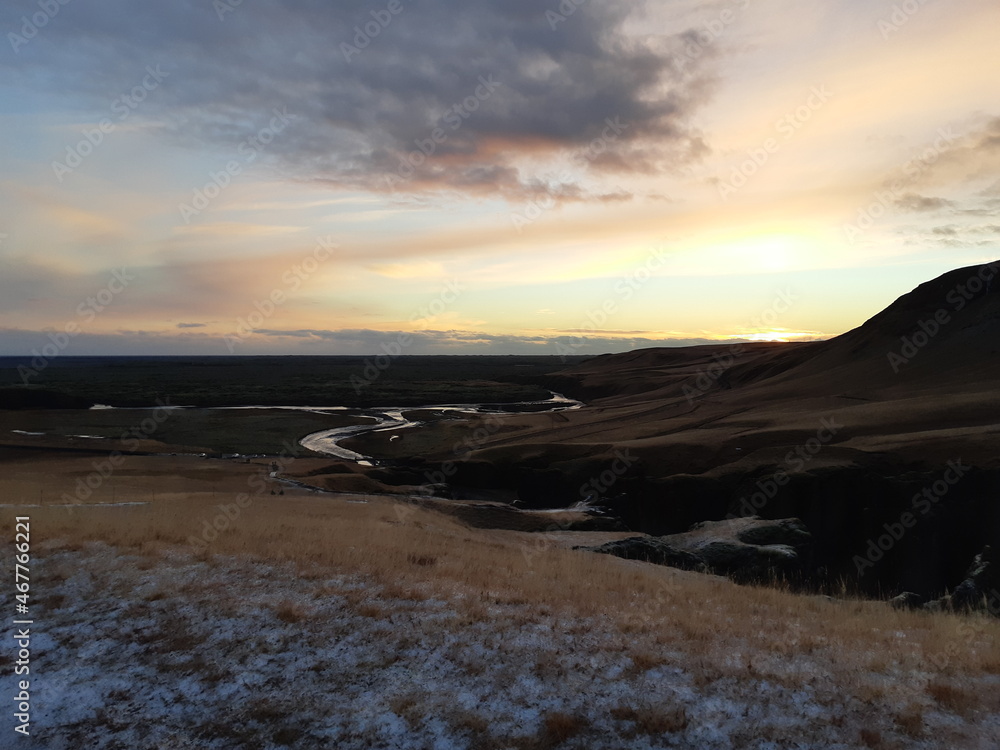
[{"left": 298, "top": 391, "right": 583, "bottom": 463}]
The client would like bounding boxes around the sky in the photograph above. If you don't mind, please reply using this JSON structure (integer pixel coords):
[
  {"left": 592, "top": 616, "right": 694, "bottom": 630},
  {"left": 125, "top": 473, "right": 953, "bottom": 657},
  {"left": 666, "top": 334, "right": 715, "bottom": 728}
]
[{"left": 0, "top": 0, "right": 998, "bottom": 356}]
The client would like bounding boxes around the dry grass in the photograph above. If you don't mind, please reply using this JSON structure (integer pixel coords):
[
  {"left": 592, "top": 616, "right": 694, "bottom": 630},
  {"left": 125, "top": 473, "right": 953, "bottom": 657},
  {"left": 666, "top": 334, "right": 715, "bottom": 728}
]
[
  {"left": 611, "top": 704, "right": 689, "bottom": 735},
  {"left": 273, "top": 598, "right": 311, "bottom": 623},
  {"left": 894, "top": 705, "right": 925, "bottom": 738},
  {"left": 627, "top": 650, "right": 668, "bottom": 675},
  {"left": 20, "top": 487, "right": 1000, "bottom": 692},
  {"left": 925, "top": 679, "right": 980, "bottom": 716},
  {"left": 406, "top": 553, "right": 438, "bottom": 567},
  {"left": 540, "top": 711, "right": 588, "bottom": 746},
  {"left": 859, "top": 728, "right": 885, "bottom": 749},
  {"left": 7, "top": 454, "right": 1000, "bottom": 747}
]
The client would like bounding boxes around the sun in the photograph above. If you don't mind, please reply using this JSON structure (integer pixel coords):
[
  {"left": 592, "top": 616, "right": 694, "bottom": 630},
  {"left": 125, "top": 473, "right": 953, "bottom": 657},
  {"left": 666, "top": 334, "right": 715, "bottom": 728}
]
[
  {"left": 744, "top": 331, "right": 790, "bottom": 342},
  {"left": 728, "top": 233, "right": 802, "bottom": 272},
  {"left": 740, "top": 329, "right": 826, "bottom": 343},
  {"left": 674, "top": 228, "right": 820, "bottom": 276}
]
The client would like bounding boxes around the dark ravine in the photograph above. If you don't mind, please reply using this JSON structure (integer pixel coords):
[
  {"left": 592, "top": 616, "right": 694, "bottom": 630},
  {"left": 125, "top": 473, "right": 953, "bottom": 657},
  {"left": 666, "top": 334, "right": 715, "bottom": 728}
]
[{"left": 385, "top": 454, "right": 1000, "bottom": 603}]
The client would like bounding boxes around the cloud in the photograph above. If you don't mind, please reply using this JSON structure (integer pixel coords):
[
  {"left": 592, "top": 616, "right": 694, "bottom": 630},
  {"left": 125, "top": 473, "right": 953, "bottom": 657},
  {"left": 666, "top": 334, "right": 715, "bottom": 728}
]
[
  {"left": 176, "top": 322, "right": 206, "bottom": 328},
  {"left": 970, "top": 117, "right": 1000, "bottom": 152},
  {"left": 979, "top": 178, "right": 1000, "bottom": 196},
  {"left": 219, "top": 326, "right": 774, "bottom": 354},
  {"left": 895, "top": 193, "right": 954, "bottom": 212},
  {"left": 0, "top": 326, "right": 772, "bottom": 356},
  {"left": 0, "top": 0, "right": 716, "bottom": 199},
  {"left": 956, "top": 223, "right": 1000, "bottom": 235},
  {"left": 899, "top": 117, "right": 1000, "bottom": 196},
  {"left": 924, "top": 223, "right": 1000, "bottom": 245}
]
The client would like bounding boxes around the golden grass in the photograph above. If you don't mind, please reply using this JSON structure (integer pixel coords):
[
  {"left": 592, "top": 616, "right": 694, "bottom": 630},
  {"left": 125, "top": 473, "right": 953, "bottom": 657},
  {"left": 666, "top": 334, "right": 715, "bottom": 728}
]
[
  {"left": 11, "top": 466, "right": 1000, "bottom": 729},
  {"left": 610, "top": 703, "right": 690, "bottom": 736},
  {"left": 541, "top": 711, "right": 588, "bottom": 746},
  {"left": 925, "top": 679, "right": 980, "bottom": 716},
  {"left": 273, "top": 598, "right": 312, "bottom": 623}
]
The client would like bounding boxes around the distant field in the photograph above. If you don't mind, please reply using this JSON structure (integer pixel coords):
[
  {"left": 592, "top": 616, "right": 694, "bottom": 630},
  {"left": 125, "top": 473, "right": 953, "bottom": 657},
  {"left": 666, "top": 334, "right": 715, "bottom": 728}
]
[
  {"left": 0, "top": 355, "right": 589, "bottom": 408},
  {"left": 0, "top": 408, "right": 372, "bottom": 456}
]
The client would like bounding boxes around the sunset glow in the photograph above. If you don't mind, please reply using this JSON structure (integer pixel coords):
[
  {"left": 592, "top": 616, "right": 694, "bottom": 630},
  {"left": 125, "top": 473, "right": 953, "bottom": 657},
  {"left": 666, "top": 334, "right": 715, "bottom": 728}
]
[{"left": 1, "top": 0, "right": 997, "bottom": 355}]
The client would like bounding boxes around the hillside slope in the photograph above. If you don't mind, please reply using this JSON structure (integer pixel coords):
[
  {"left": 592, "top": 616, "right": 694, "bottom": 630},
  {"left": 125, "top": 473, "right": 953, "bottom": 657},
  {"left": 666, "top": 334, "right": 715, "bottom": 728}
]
[{"left": 356, "top": 262, "right": 1000, "bottom": 598}]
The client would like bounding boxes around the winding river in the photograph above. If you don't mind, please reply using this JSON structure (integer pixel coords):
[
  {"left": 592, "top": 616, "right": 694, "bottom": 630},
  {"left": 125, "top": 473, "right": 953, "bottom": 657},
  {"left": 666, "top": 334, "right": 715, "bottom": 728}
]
[
  {"left": 79, "top": 392, "right": 583, "bottom": 464},
  {"left": 298, "top": 391, "right": 583, "bottom": 462}
]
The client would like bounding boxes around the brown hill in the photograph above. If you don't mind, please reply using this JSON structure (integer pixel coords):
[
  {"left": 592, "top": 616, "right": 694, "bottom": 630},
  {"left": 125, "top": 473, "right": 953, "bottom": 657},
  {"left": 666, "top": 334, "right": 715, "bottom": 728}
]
[
  {"left": 555, "top": 260, "right": 1000, "bottom": 404},
  {"left": 354, "top": 261, "right": 1000, "bottom": 598}
]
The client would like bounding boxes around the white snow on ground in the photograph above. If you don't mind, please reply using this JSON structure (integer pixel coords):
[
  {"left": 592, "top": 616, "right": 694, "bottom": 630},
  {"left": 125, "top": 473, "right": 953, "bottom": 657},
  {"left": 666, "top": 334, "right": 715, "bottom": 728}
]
[{"left": 20, "top": 542, "right": 1000, "bottom": 749}]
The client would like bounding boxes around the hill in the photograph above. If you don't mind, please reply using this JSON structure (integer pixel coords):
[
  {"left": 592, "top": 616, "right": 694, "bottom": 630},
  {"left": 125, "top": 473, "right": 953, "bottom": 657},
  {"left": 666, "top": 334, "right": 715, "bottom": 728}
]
[{"left": 351, "top": 262, "right": 1000, "bottom": 600}]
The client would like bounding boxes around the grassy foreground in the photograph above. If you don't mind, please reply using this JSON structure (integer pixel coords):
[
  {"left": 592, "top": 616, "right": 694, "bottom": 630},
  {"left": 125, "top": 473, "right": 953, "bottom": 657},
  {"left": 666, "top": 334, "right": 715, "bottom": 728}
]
[{"left": 8, "top": 453, "right": 1000, "bottom": 748}]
